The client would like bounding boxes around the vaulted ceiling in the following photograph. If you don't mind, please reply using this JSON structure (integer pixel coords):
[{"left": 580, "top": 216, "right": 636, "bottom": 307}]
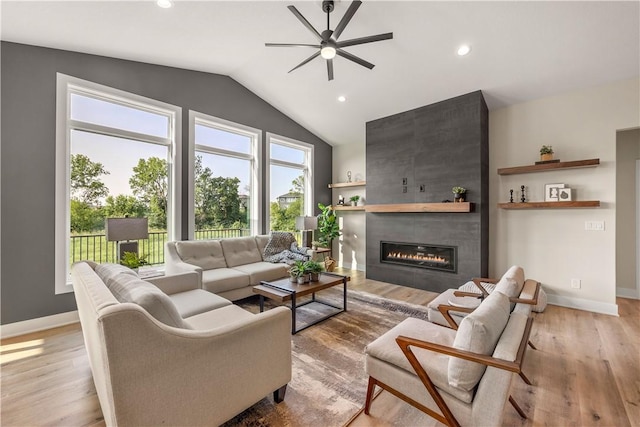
[{"left": 2, "top": 1, "right": 638, "bottom": 146}]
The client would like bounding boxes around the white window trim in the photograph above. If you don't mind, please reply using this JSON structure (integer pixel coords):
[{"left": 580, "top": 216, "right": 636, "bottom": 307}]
[
  {"left": 188, "top": 111, "right": 262, "bottom": 238},
  {"left": 55, "top": 73, "right": 182, "bottom": 294},
  {"left": 266, "top": 133, "right": 314, "bottom": 231}
]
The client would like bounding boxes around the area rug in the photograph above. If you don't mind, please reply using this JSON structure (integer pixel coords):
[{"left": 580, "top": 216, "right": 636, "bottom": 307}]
[{"left": 223, "top": 288, "right": 436, "bottom": 427}]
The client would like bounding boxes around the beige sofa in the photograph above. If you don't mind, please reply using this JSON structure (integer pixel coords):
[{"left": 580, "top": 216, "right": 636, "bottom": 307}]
[
  {"left": 164, "top": 235, "right": 293, "bottom": 301},
  {"left": 71, "top": 261, "right": 291, "bottom": 426}
]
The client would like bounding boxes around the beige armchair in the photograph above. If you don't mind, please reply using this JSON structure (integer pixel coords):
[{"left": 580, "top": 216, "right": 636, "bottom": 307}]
[{"left": 364, "top": 290, "right": 534, "bottom": 427}]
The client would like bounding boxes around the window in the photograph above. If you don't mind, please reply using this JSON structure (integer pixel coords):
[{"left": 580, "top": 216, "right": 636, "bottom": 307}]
[
  {"left": 267, "top": 133, "right": 314, "bottom": 233},
  {"left": 55, "top": 74, "right": 181, "bottom": 294},
  {"left": 189, "top": 112, "right": 261, "bottom": 239}
]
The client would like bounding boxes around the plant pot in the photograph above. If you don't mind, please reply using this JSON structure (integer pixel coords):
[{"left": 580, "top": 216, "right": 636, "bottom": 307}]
[
  {"left": 297, "top": 276, "right": 305, "bottom": 285},
  {"left": 290, "top": 275, "right": 298, "bottom": 283},
  {"left": 541, "top": 153, "right": 553, "bottom": 162},
  {"left": 350, "top": 201, "right": 357, "bottom": 206},
  {"left": 453, "top": 193, "right": 465, "bottom": 203},
  {"left": 309, "top": 272, "right": 319, "bottom": 282}
]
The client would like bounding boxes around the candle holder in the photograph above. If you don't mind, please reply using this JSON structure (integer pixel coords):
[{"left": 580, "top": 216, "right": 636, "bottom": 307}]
[
  {"left": 509, "top": 189, "right": 514, "bottom": 203},
  {"left": 520, "top": 185, "right": 526, "bottom": 203}
]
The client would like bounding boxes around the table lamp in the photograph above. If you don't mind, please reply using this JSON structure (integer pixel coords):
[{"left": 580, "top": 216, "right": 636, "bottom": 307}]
[
  {"left": 106, "top": 217, "right": 149, "bottom": 262},
  {"left": 295, "top": 216, "right": 318, "bottom": 248}
]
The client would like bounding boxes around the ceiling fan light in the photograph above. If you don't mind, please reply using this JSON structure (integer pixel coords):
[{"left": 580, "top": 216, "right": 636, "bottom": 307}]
[
  {"left": 321, "top": 46, "right": 337, "bottom": 60},
  {"left": 457, "top": 45, "right": 471, "bottom": 56}
]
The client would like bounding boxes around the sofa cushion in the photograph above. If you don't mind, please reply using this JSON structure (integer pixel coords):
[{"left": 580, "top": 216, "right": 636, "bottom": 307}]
[
  {"left": 108, "top": 274, "right": 189, "bottom": 329},
  {"left": 254, "top": 235, "right": 270, "bottom": 261},
  {"left": 448, "top": 290, "right": 510, "bottom": 391},
  {"left": 183, "top": 304, "right": 255, "bottom": 330},
  {"left": 174, "top": 240, "right": 227, "bottom": 270},
  {"left": 365, "top": 317, "right": 474, "bottom": 404},
  {"left": 494, "top": 277, "right": 520, "bottom": 299},
  {"left": 501, "top": 265, "right": 525, "bottom": 289},
  {"left": 232, "top": 262, "right": 288, "bottom": 285},
  {"left": 168, "top": 289, "right": 232, "bottom": 318},
  {"left": 95, "top": 263, "right": 138, "bottom": 284},
  {"left": 220, "top": 236, "right": 262, "bottom": 268},
  {"left": 201, "top": 268, "right": 251, "bottom": 294}
]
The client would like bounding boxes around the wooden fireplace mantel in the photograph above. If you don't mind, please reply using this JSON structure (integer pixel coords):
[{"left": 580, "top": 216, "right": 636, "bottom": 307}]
[{"left": 365, "top": 202, "right": 473, "bottom": 213}]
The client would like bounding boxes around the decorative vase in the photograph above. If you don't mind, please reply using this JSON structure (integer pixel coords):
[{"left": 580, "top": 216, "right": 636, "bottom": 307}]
[{"left": 541, "top": 153, "right": 553, "bottom": 162}]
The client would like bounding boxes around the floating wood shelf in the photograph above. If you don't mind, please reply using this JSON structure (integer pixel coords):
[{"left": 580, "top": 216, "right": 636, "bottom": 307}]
[
  {"left": 365, "top": 202, "right": 473, "bottom": 213},
  {"left": 328, "top": 181, "right": 366, "bottom": 189},
  {"left": 332, "top": 205, "right": 365, "bottom": 211},
  {"left": 497, "top": 158, "right": 600, "bottom": 175},
  {"left": 498, "top": 201, "right": 601, "bottom": 209}
]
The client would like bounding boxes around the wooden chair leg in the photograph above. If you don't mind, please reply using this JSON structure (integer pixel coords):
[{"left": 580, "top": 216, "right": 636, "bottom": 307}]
[
  {"left": 364, "top": 377, "right": 376, "bottom": 415},
  {"left": 273, "top": 384, "right": 287, "bottom": 403},
  {"left": 528, "top": 340, "right": 537, "bottom": 350},
  {"left": 509, "top": 395, "right": 527, "bottom": 419},
  {"left": 519, "top": 371, "right": 533, "bottom": 385}
]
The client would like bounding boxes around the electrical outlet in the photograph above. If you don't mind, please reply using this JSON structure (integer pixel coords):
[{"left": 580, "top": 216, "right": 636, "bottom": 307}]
[
  {"left": 585, "top": 221, "right": 605, "bottom": 231},
  {"left": 402, "top": 186, "right": 407, "bottom": 193},
  {"left": 571, "top": 278, "right": 581, "bottom": 289},
  {"left": 402, "top": 178, "right": 408, "bottom": 185}
]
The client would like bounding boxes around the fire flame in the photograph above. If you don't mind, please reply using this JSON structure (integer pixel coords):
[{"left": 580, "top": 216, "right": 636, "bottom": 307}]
[{"left": 386, "top": 251, "right": 448, "bottom": 264}]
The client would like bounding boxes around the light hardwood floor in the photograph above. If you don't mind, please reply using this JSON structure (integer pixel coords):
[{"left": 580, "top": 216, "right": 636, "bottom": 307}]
[{"left": 1, "top": 268, "right": 638, "bottom": 427}]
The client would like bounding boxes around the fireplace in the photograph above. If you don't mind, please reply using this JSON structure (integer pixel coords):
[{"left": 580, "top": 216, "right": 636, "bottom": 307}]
[{"left": 380, "top": 241, "right": 457, "bottom": 273}]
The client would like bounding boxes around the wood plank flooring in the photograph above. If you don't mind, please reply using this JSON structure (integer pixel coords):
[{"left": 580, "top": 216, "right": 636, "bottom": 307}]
[{"left": 1, "top": 268, "right": 638, "bottom": 427}]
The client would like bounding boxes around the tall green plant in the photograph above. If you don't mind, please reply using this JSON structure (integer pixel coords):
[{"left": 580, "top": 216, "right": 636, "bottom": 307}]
[{"left": 317, "top": 203, "right": 341, "bottom": 248}]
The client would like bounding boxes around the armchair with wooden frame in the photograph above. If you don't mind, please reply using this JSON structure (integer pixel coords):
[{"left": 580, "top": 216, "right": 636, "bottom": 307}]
[{"left": 364, "top": 289, "right": 535, "bottom": 427}]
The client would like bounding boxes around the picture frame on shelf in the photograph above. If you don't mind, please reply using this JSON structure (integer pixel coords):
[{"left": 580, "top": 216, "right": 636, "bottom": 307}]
[
  {"left": 545, "top": 183, "right": 565, "bottom": 202},
  {"left": 558, "top": 187, "right": 573, "bottom": 201}
]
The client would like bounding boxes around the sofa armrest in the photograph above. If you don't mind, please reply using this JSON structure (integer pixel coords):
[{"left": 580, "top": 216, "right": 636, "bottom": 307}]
[
  {"left": 146, "top": 271, "right": 200, "bottom": 295},
  {"left": 97, "top": 305, "right": 292, "bottom": 426},
  {"left": 470, "top": 277, "right": 497, "bottom": 296},
  {"left": 510, "top": 279, "right": 540, "bottom": 305}
]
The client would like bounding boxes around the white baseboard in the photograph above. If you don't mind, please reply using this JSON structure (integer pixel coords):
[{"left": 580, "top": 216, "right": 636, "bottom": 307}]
[
  {"left": 616, "top": 287, "right": 640, "bottom": 299},
  {"left": 1, "top": 311, "right": 79, "bottom": 339},
  {"left": 547, "top": 294, "right": 618, "bottom": 316}
]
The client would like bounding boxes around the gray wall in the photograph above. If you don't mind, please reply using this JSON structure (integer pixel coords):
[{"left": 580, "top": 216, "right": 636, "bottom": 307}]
[
  {"left": 365, "top": 91, "right": 489, "bottom": 293},
  {"left": 1, "top": 41, "right": 332, "bottom": 324}
]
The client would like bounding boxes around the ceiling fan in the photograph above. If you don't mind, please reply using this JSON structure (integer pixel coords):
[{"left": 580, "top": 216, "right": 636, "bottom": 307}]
[{"left": 266, "top": 0, "right": 393, "bottom": 81}]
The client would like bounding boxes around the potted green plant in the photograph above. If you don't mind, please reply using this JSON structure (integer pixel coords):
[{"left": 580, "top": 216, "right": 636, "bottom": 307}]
[
  {"left": 289, "top": 260, "right": 305, "bottom": 283},
  {"left": 452, "top": 186, "right": 467, "bottom": 202},
  {"left": 119, "top": 251, "right": 148, "bottom": 272},
  {"left": 540, "top": 145, "right": 554, "bottom": 161},
  {"left": 349, "top": 195, "right": 360, "bottom": 206},
  {"left": 317, "top": 203, "right": 341, "bottom": 249},
  {"left": 303, "top": 260, "right": 323, "bottom": 281}
]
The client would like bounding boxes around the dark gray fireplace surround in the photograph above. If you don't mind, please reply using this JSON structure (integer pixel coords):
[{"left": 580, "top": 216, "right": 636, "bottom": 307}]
[{"left": 365, "top": 91, "right": 489, "bottom": 293}]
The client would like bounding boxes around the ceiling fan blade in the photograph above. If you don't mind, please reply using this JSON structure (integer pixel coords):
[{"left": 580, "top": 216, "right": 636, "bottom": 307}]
[
  {"left": 333, "top": 0, "right": 362, "bottom": 40},
  {"left": 336, "top": 49, "right": 375, "bottom": 69},
  {"left": 327, "top": 59, "right": 334, "bottom": 81},
  {"left": 288, "top": 51, "right": 321, "bottom": 73},
  {"left": 287, "top": 5, "right": 322, "bottom": 41},
  {"left": 265, "top": 43, "right": 321, "bottom": 48},
  {"left": 338, "top": 32, "right": 393, "bottom": 48}
]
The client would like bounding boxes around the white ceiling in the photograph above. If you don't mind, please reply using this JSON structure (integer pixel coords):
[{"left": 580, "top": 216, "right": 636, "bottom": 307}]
[{"left": 2, "top": 1, "right": 639, "bottom": 146}]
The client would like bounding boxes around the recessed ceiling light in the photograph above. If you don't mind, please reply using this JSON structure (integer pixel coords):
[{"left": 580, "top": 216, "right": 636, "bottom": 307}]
[
  {"left": 457, "top": 45, "right": 471, "bottom": 56},
  {"left": 338, "top": 96, "right": 346, "bottom": 102},
  {"left": 157, "top": 0, "right": 173, "bottom": 8}
]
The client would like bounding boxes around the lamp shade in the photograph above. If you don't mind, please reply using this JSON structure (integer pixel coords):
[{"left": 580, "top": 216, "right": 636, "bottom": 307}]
[
  {"left": 106, "top": 218, "right": 149, "bottom": 242},
  {"left": 295, "top": 216, "right": 318, "bottom": 231}
]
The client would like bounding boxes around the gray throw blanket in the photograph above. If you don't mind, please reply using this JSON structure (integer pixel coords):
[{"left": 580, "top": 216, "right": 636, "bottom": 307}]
[{"left": 263, "top": 231, "right": 309, "bottom": 265}]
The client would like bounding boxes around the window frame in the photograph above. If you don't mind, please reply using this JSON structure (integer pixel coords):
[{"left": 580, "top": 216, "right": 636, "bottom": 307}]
[
  {"left": 188, "top": 111, "right": 262, "bottom": 238},
  {"left": 266, "top": 132, "right": 315, "bottom": 232},
  {"left": 55, "top": 73, "right": 182, "bottom": 294}
]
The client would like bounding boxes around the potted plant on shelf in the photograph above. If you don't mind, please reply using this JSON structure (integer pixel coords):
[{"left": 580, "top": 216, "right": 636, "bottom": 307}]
[
  {"left": 349, "top": 195, "right": 360, "bottom": 206},
  {"left": 119, "top": 251, "right": 148, "bottom": 273},
  {"left": 540, "top": 145, "right": 554, "bottom": 162},
  {"left": 303, "top": 260, "right": 323, "bottom": 282},
  {"left": 452, "top": 186, "right": 467, "bottom": 203},
  {"left": 289, "top": 260, "right": 305, "bottom": 283}
]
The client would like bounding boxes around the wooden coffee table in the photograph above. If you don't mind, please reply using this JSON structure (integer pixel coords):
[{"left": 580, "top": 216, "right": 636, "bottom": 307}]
[{"left": 253, "top": 272, "right": 349, "bottom": 334}]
